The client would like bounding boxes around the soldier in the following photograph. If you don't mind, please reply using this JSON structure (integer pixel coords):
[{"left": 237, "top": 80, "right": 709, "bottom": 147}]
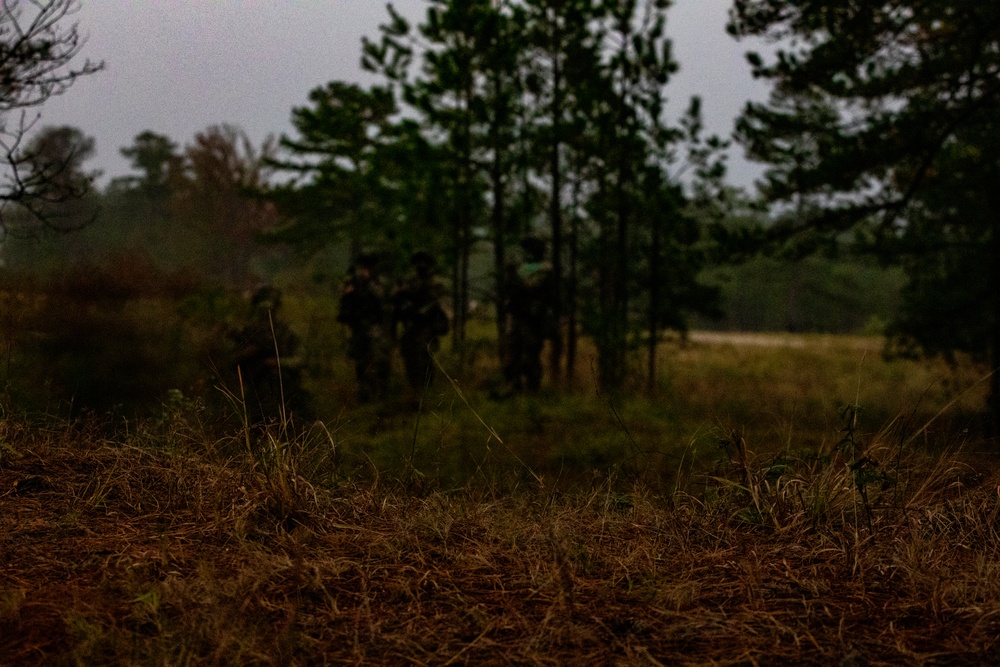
[
  {"left": 503, "top": 235, "right": 556, "bottom": 392},
  {"left": 393, "top": 250, "right": 449, "bottom": 391},
  {"left": 231, "top": 285, "right": 309, "bottom": 423},
  {"left": 337, "top": 252, "right": 392, "bottom": 402}
]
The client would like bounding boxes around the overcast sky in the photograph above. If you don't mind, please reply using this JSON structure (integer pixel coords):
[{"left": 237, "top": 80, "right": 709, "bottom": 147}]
[{"left": 39, "top": 0, "right": 770, "bottom": 188}]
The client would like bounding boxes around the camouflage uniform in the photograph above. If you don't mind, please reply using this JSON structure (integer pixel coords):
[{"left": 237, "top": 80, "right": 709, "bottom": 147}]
[
  {"left": 504, "top": 237, "right": 556, "bottom": 392},
  {"left": 393, "top": 251, "right": 449, "bottom": 390},
  {"left": 338, "top": 257, "right": 393, "bottom": 401},
  {"left": 231, "top": 286, "right": 309, "bottom": 423}
]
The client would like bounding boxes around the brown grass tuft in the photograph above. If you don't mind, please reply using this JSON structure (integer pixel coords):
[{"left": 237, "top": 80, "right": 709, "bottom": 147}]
[{"left": 1, "top": 411, "right": 998, "bottom": 665}]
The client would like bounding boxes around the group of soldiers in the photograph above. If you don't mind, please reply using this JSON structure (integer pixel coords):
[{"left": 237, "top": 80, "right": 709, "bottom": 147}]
[
  {"left": 229, "top": 237, "right": 555, "bottom": 421},
  {"left": 337, "top": 249, "right": 450, "bottom": 402}
]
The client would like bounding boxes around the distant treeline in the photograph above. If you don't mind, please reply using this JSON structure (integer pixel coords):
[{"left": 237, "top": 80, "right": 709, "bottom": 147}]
[{"left": 696, "top": 255, "right": 904, "bottom": 336}]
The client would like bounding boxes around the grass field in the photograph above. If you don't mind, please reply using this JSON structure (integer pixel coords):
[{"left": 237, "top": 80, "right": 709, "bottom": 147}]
[{"left": 1, "top": 332, "right": 998, "bottom": 665}]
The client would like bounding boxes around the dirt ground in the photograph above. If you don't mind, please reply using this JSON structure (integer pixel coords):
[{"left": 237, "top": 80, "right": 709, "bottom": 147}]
[{"left": 688, "top": 331, "right": 882, "bottom": 351}]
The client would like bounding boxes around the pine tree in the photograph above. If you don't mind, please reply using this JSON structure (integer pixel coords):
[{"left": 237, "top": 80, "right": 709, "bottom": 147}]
[
  {"left": 521, "top": 0, "right": 603, "bottom": 381},
  {"left": 730, "top": 0, "right": 1000, "bottom": 426},
  {"left": 265, "top": 82, "right": 401, "bottom": 260}
]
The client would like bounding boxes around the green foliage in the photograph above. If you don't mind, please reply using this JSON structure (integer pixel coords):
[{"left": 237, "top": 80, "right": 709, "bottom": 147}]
[
  {"left": 264, "top": 82, "right": 445, "bottom": 263},
  {"left": 114, "top": 130, "right": 180, "bottom": 199},
  {"left": 729, "top": 0, "right": 1000, "bottom": 420},
  {"left": 698, "top": 254, "right": 905, "bottom": 334},
  {"left": 271, "top": 0, "right": 730, "bottom": 390},
  {"left": 8, "top": 124, "right": 284, "bottom": 289}
]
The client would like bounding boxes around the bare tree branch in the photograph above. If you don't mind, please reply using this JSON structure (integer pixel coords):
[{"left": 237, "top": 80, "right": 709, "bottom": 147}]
[{"left": 0, "top": 0, "right": 103, "bottom": 237}]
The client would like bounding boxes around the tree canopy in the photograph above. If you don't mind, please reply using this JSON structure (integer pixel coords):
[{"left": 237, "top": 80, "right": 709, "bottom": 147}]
[
  {"left": 268, "top": 0, "right": 726, "bottom": 391},
  {"left": 0, "top": 0, "right": 103, "bottom": 237},
  {"left": 729, "top": 0, "right": 1000, "bottom": 422}
]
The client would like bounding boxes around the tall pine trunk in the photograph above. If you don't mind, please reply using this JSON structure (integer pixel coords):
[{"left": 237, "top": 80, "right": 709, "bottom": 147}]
[
  {"left": 612, "top": 154, "right": 630, "bottom": 389},
  {"left": 647, "top": 206, "right": 661, "bottom": 396},
  {"left": 547, "top": 15, "right": 565, "bottom": 384},
  {"left": 490, "top": 92, "right": 509, "bottom": 354},
  {"left": 989, "top": 186, "right": 1000, "bottom": 435},
  {"left": 566, "top": 176, "right": 582, "bottom": 384},
  {"left": 451, "top": 203, "right": 463, "bottom": 347},
  {"left": 451, "top": 69, "right": 475, "bottom": 356}
]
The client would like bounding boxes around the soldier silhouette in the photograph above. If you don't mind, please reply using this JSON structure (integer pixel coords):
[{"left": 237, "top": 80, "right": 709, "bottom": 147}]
[
  {"left": 337, "top": 251, "right": 393, "bottom": 402},
  {"left": 392, "top": 250, "right": 449, "bottom": 391},
  {"left": 502, "top": 235, "right": 556, "bottom": 393},
  {"left": 230, "top": 285, "right": 309, "bottom": 423}
]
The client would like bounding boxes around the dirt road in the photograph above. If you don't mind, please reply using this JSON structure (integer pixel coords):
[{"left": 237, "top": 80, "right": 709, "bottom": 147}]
[{"left": 688, "top": 330, "right": 883, "bottom": 351}]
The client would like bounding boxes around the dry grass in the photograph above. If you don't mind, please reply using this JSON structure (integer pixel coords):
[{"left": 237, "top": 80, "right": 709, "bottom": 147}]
[
  {"left": 1, "top": 406, "right": 999, "bottom": 665},
  {"left": 662, "top": 331, "right": 991, "bottom": 453}
]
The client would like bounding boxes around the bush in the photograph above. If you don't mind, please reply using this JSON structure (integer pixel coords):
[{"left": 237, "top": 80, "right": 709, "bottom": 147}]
[{"left": 1, "top": 259, "right": 234, "bottom": 416}]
